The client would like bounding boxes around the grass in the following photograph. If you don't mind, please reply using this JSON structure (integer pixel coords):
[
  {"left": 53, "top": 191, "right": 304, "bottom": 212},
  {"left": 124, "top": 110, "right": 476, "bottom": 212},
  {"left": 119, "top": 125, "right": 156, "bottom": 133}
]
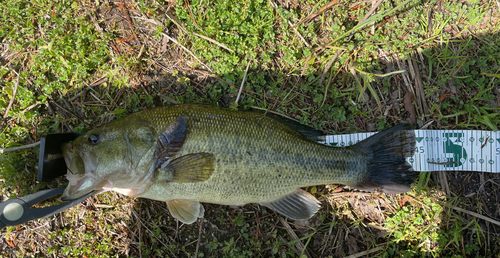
[{"left": 1, "top": 0, "right": 500, "bottom": 256}]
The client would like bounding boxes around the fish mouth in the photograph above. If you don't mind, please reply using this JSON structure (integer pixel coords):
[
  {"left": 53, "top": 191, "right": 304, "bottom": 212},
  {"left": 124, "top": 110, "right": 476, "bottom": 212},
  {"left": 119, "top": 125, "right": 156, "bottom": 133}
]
[
  {"left": 61, "top": 142, "right": 101, "bottom": 201},
  {"left": 62, "top": 142, "right": 85, "bottom": 175}
]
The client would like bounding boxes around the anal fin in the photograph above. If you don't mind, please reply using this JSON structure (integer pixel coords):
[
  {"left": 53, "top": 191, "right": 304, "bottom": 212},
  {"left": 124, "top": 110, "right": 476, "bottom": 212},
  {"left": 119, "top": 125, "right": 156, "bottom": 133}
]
[
  {"left": 260, "top": 189, "right": 320, "bottom": 220},
  {"left": 167, "top": 199, "right": 204, "bottom": 224}
]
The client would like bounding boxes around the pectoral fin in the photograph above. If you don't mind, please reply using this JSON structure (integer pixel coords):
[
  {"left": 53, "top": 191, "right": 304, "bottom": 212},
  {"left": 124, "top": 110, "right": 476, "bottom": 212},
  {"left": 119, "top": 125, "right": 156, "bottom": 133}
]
[
  {"left": 157, "top": 153, "right": 215, "bottom": 183},
  {"left": 167, "top": 199, "right": 204, "bottom": 224},
  {"left": 260, "top": 189, "right": 320, "bottom": 220}
]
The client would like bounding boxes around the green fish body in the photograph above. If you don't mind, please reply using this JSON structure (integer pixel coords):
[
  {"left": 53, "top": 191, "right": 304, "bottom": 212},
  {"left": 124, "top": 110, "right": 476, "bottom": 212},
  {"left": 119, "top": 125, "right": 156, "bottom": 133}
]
[{"left": 62, "top": 104, "right": 417, "bottom": 224}]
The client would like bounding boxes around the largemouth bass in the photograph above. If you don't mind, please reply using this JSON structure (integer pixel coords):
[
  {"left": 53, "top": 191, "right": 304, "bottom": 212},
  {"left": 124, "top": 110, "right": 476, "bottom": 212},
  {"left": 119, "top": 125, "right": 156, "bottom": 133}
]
[{"left": 61, "top": 104, "right": 417, "bottom": 224}]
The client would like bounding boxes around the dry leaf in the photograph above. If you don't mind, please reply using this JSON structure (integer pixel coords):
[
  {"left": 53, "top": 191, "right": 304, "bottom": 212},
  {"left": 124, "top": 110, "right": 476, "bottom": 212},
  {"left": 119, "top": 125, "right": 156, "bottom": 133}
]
[
  {"left": 404, "top": 91, "right": 417, "bottom": 125},
  {"left": 116, "top": 35, "right": 136, "bottom": 44},
  {"left": 347, "top": 235, "right": 359, "bottom": 254},
  {"left": 332, "top": 186, "right": 345, "bottom": 193},
  {"left": 439, "top": 93, "right": 454, "bottom": 102},
  {"left": 6, "top": 238, "right": 15, "bottom": 247}
]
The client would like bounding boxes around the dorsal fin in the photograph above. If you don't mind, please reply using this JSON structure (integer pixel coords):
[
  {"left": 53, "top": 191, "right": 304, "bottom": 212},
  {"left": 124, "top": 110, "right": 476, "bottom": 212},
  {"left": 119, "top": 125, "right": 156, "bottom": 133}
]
[
  {"left": 250, "top": 109, "right": 325, "bottom": 141},
  {"left": 155, "top": 116, "right": 187, "bottom": 168}
]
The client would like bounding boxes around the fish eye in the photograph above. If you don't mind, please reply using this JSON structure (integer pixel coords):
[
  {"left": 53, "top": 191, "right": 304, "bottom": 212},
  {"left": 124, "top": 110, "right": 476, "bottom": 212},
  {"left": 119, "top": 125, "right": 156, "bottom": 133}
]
[{"left": 88, "top": 134, "right": 99, "bottom": 144}]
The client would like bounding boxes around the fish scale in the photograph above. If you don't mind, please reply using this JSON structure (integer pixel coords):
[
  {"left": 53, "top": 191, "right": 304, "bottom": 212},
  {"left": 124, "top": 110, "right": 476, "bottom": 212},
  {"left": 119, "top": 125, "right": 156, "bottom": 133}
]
[
  {"left": 139, "top": 105, "right": 367, "bottom": 204},
  {"left": 61, "top": 104, "right": 417, "bottom": 224}
]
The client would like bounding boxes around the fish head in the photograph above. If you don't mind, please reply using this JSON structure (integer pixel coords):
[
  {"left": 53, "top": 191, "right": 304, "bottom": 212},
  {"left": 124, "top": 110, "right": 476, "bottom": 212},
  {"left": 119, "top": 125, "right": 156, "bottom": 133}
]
[{"left": 61, "top": 115, "right": 157, "bottom": 200}]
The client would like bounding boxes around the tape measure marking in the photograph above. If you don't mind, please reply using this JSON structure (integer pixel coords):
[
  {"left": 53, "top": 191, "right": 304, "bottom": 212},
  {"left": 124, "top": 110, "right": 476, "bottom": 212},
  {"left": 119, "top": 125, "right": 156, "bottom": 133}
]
[{"left": 321, "top": 130, "right": 499, "bottom": 173}]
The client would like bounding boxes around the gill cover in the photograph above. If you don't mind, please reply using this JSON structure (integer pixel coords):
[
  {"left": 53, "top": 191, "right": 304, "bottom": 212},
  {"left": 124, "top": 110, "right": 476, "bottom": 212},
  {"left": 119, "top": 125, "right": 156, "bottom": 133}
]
[{"left": 61, "top": 115, "right": 157, "bottom": 200}]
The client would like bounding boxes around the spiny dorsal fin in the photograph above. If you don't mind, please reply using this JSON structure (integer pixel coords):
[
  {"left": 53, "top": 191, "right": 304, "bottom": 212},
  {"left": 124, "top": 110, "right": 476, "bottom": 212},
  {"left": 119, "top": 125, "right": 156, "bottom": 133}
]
[
  {"left": 167, "top": 199, "right": 204, "bottom": 224},
  {"left": 157, "top": 153, "right": 215, "bottom": 183},
  {"left": 260, "top": 189, "right": 321, "bottom": 220},
  {"left": 251, "top": 110, "right": 325, "bottom": 142},
  {"left": 271, "top": 115, "right": 325, "bottom": 141},
  {"left": 155, "top": 116, "right": 187, "bottom": 168}
]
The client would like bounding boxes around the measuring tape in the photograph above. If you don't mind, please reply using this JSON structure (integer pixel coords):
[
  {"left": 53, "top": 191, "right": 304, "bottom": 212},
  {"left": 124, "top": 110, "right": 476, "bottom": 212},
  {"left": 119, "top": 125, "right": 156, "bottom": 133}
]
[{"left": 322, "top": 130, "right": 500, "bottom": 173}]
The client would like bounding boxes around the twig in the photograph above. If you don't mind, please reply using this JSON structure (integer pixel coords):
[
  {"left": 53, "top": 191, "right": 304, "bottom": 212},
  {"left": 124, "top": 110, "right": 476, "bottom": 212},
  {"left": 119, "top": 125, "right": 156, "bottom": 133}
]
[
  {"left": 108, "top": 40, "right": 122, "bottom": 56},
  {"left": 438, "top": 171, "right": 450, "bottom": 196},
  {"left": 235, "top": 60, "right": 252, "bottom": 104},
  {"left": 130, "top": 209, "right": 175, "bottom": 254},
  {"left": 301, "top": 54, "right": 314, "bottom": 76},
  {"left": 446, "top": 204, "right": 500, "bottom": 227},
  {"left": 279, "top": 218, "right": 311, "bottom": 258},
  {"left": 159, "top": 94, "right": 180, "bottom": 104},
  {"left": 358, "top": 0, "right": 384, "bottom": 24},
  {"left": 185, "top": 68, "right": 233, "bottom": 86},
  {"left": 320, "top": 50, "right": 342, "bottom": 108},
  {"left": 87, "top": 7, "right": 104, "bottom": 37},
  {"left": 139, "top": 81, "right": 150, "bottom": 96},
  {"left": 349, "top": 65, "right": 375, "bottom": 118},
  {"left": 0, "top": 141, "right": 41, "bottom": 154},
  {"left": 395, "top": 55, "right": 413, "bottom": 98},
  {"left": 319, "top": 50, "right": 341, "bottom": 87},
  {"left": 271, "top": 81, "right": 286, "bottom": 111},
  {"left": 420, "top": 119, "right": 434, "bottom": 129},
  {"left": 193, "top": 32, "right": 234, "bottom": 52},
  {"left": 161, "top": 32, "right": 211, "bottom": 71},
  {"left": 268, "top": 0, "right": 311, "bottom": 48},
  {"left": 289, "top": 20, "right": 311, "bottom": 48},
  {"left": 165, "top": 12, "right": 189, "bottom": 34},
  {"left": 294, "top": 0, "right": 340, "bottom": 28},
  {"left": 89, "top": 91, "right": 105, "bottom": 105},
  {"left": 117, "top": 2, "right": 142, "bottom": 50},
  {"left": 0, "top": 50, "right": 24, "bottom": 71},
  {"left": 70, "top": 77, "right": 109, "bottom": 102},
  {"left": 50, "top": 101, "right": 89, "bottom": 126},
  {"left": 195, "top": 220, "right": 203, "bottom": 257},
  {"left": 1, "top": 76, "right": 19, "bottom": 128},
  {"left": 278, "top": 236, "right": 301, "bottom": 256},
  {"left": 93, "top": 204, "right": 114, "bottom": 209},
  {"left": 370, "top": 1, "right": 376, "bottom": 34},
  {"left": 3, "top": 76, "right": 19, "bottom": 120},
  {"left": 481, "top": 135, "right": 489, "bottom": 149},
  {"left": 89, "top": 76, "right": 109, "bottom": 87},
  {"left": 411, "top": 59, "right": 429, "bottom": 116},
  {"left": 20, "top": 103, "right": 40, "bottom": 115},
  {"left": 329, "top": 192, "right": 376, "bottom": 199},
  {"left": 134, "top": 15, "right": 211, "bottom": 71},
  {"left": 186, "top": 68, "right": 300, "bottom": 106},
  {"left": 250, "top": 106, "right": 300, "bottom": 122},
  {"left": 320, "top": 219, "right": 335, "bottom": 255},
  {"left": 183, "top": 0, "right": 202, "bottom": 31},
  {"left": 345, "top": 243, "right": 386, "bottom": 258},
  {"left": 321, "top": 0, "right": 411, "bottom": 51},
  {"left": 136, "top": 14, "right": 212, "bottom": 72},
  {"left": 349, "top": 66, "right": 364, "bottom": 93}
]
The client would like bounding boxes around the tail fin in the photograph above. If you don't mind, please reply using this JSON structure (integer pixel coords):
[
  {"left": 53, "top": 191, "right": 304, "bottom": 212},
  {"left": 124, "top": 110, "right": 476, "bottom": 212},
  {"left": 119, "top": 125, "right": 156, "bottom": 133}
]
[{"left": 352, "top": 124, "right": 417, "bottom": 194}]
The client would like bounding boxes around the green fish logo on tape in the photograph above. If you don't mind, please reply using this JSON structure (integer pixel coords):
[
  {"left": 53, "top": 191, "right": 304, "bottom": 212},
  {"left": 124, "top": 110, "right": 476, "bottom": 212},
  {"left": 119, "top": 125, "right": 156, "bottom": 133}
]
[{"left": 443, "top": 132, "right": 467, "bottom": 167}]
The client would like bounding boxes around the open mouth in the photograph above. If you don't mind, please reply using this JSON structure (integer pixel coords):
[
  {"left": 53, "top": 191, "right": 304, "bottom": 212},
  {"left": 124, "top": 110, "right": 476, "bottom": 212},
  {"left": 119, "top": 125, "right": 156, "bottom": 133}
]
[
  {"left": 63, "top": 142, "right": 85, "bottom": 175},
  {"left": 61, "top": 142, "right": 101, "bottom": 200}
]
